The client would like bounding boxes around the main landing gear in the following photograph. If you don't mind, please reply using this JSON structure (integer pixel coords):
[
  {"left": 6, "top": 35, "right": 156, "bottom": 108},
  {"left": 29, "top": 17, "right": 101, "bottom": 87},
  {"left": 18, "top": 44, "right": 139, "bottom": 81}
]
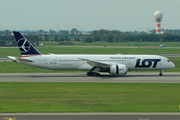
[
  {"left": 87, "top": 67, "right": 101, "bottom": 76},
  {"left": 87, "top": 72, "right": 101, "bottom": 76}
]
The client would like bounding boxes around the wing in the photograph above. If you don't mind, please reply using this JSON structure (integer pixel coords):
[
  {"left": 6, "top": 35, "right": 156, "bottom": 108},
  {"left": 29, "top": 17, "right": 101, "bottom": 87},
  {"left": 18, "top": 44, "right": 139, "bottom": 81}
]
[{"left": 78, "top": 58, "right": 111, "bottom": 68}]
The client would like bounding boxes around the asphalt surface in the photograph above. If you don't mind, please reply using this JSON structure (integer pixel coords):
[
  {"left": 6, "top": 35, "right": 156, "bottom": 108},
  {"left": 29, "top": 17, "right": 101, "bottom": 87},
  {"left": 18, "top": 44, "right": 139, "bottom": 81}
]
[
  {"left": 160, "top": 54, "right": 180, "bottom": 57},
  {"left": 0, "top": 72, "right": 180, "bottom": 83},
  {"left": 0, "top": 58, "right": 12, "bottom": 62},
  {"left": 1, "top": 113, "right": 180, "bottom": 120}
]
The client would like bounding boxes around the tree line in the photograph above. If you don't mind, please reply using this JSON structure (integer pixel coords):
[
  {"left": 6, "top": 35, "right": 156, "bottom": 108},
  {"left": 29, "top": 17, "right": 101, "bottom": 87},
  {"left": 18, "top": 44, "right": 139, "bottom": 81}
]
[
  {"left": 82, "top": 29, "right": 180, "bottom": 43},
  {"left": 1, "top": 29, "right": 180, "bottom": 43}
]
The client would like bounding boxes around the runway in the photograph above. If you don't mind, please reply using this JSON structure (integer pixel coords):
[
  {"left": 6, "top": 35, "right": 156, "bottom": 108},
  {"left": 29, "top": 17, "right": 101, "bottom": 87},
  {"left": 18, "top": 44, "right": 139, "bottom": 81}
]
[
  {"left": 1, "top": 113, "right": 180, "bottom": 120},
  {"left": 0, "top": 72, "right": 180, "bottom": 83}
]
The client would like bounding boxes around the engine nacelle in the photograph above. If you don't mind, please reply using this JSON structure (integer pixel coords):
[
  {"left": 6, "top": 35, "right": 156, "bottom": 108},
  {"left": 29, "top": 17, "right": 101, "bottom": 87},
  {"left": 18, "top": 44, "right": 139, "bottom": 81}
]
[{"left": 110, "top": 64, "right": 128, "bottom": 75}]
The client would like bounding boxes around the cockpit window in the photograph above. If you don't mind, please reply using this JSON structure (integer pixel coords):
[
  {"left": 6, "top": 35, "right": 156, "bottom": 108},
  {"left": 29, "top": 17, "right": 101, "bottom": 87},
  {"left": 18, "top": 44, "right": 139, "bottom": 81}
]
[{"left": 167, "top": 60, "right": 170, "bottom": 62}]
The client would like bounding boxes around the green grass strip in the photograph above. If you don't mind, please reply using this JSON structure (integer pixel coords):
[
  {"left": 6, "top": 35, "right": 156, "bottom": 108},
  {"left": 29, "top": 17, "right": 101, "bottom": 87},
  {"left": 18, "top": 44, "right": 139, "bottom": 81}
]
[
  {"left": 0, "top": 83, "right": 180, "bottom": 112},
  {"left": 1, "top": 46, "right": 180, "bottom": 58}
]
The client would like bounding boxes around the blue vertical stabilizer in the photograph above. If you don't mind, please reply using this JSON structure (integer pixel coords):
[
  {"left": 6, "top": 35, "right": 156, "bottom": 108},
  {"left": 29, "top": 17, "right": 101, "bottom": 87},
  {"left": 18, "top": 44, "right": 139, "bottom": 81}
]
[{"left": 13, "top": 31, "right": 41, "bottom": 57}]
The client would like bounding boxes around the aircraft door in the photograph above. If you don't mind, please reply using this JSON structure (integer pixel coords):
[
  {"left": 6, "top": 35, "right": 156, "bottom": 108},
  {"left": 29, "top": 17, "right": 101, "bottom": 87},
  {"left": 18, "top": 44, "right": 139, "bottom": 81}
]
[
  {"left": 158, "top": 58, "right": 164, "bottom": 68},
  {"left": 44, "top": 58, "right": 49, "bottom": 64},
  {"left": 38, "top": 58, "right": 49, "bottom": 68},
  {"left": 127, "top": 60, "right": 131, "bottom": 67},
  {"left": 44, "top": 58, "right": 49, "bottom": 68}
]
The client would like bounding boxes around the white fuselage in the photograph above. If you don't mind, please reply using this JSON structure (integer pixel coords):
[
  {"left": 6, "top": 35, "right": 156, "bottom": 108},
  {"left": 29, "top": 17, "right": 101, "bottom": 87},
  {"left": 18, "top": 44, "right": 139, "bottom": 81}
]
[{"left": 18, "top": 54, "right": 175, "bottom": 71}]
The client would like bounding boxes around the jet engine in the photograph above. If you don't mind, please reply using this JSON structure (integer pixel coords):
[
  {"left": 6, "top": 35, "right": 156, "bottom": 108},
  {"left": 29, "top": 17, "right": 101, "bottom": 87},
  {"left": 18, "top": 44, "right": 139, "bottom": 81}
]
[{"left": 109, "top": 64, "right": 128, "bottom": 75}]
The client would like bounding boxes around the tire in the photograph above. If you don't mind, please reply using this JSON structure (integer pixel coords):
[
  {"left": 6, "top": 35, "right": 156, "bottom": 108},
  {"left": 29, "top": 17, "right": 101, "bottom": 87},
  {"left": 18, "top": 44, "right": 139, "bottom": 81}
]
[
  {"left": 159, "top": 73, "right": 163, "bottom": 76},
  {"left": 96, "top": 73, "right": 101, "bottom": 76},
  {"left": 87, "top": 72, "right": 92, "bottom": 76}
]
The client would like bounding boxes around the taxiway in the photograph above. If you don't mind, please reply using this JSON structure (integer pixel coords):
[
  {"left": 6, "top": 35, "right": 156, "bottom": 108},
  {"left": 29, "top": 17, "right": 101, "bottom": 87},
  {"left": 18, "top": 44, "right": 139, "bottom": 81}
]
[
  {"left": 0, "top": 72, "right": 180, "bottom": 83},
  {"left": 1, "top": 113, "right": 180, "bottom": 120}
]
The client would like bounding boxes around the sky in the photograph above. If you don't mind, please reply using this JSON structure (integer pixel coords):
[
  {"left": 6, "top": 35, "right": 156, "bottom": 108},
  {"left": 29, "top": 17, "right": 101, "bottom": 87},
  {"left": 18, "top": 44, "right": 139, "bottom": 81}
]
[{"left": 0, "top": 0, "right": 180, "bottom": 31}]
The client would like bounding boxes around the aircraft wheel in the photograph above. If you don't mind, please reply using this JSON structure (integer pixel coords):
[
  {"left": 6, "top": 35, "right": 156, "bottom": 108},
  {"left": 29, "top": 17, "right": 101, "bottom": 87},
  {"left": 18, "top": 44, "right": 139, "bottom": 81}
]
[
  {"left": 96, "top": 73, "right": 101, "bottom": 76},
  {"left": 159, "top": 73, "right": 163, "bottom": 76},
  {"left": 87, "top": 72, "right": 100, "bottom": 76},
  {"left": 91, "top": 72, "right": 96, "bottom": 76},
  {"left": 87, "top": 72, "right": 92, "bottom": 76}
]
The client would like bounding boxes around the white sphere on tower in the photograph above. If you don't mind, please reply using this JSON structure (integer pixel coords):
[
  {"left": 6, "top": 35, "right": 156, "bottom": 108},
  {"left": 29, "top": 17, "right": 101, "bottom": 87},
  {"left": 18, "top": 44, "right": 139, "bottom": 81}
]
[
  {"left": 154, "top": 11, "right": 163, "bottom": 19},
  {"left": 154, "top": 11, "right": 163, "bottom": 34}
]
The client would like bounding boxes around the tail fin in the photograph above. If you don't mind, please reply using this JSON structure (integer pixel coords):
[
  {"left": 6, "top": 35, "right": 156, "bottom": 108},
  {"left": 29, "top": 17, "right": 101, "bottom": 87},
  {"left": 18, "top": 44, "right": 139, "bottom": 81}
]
[{"left": 13, "top": 31, "right": 41, "bottom": 57}]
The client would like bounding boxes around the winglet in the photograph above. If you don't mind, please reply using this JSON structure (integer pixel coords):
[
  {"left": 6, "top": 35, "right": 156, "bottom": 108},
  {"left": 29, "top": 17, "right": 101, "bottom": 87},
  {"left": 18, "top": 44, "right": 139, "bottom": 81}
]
[{"left": 13, "top": 31, "right": 41, "bottom": 57}]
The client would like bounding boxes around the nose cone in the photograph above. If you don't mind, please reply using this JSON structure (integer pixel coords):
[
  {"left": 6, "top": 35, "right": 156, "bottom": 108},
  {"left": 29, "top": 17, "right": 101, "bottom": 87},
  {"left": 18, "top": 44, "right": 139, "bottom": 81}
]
[{"left": 170, "top": 62, "right": 175, "bottom": 69}]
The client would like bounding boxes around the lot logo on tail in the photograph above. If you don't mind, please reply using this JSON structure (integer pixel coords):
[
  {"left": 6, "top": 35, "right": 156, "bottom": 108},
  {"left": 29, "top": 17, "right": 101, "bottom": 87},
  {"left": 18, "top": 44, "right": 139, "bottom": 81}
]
[{"left": 17, "top": 38, "right": 31, "bottom": 53}]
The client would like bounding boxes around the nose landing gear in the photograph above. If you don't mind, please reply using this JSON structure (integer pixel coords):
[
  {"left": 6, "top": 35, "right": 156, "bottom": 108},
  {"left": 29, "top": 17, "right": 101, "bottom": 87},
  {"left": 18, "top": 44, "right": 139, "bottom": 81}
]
[
  {"left": 159, "top": 70, "right": 164, "bottom": 76},
  {"left": 159, "top": 72, "right": 163, "bottom": 76}
]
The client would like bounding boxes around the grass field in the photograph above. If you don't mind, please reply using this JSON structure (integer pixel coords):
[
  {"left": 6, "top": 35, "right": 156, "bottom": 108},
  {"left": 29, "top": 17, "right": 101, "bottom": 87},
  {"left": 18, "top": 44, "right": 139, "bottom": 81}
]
[
  {"left": 0, "top": 83, "right": 180, "bottom": 112},
  {"left": 42, "top": 41, "right": 180, "bottom": 47}
]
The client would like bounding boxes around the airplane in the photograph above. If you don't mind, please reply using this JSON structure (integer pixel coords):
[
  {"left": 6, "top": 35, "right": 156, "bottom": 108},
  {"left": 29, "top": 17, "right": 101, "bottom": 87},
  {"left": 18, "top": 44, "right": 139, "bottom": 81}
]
[{"left": 8, "top": 31, "right": 175, "bottom": 76}]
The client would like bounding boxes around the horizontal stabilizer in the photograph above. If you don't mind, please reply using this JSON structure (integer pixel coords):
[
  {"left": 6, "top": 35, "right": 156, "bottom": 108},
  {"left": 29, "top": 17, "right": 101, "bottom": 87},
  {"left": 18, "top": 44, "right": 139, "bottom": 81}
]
[
  {"left": 7, "top": 56, "right": 17, "bottom": 60},
  {"left": 8, "top": 56, "right": 34, "bottom": 62}
]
